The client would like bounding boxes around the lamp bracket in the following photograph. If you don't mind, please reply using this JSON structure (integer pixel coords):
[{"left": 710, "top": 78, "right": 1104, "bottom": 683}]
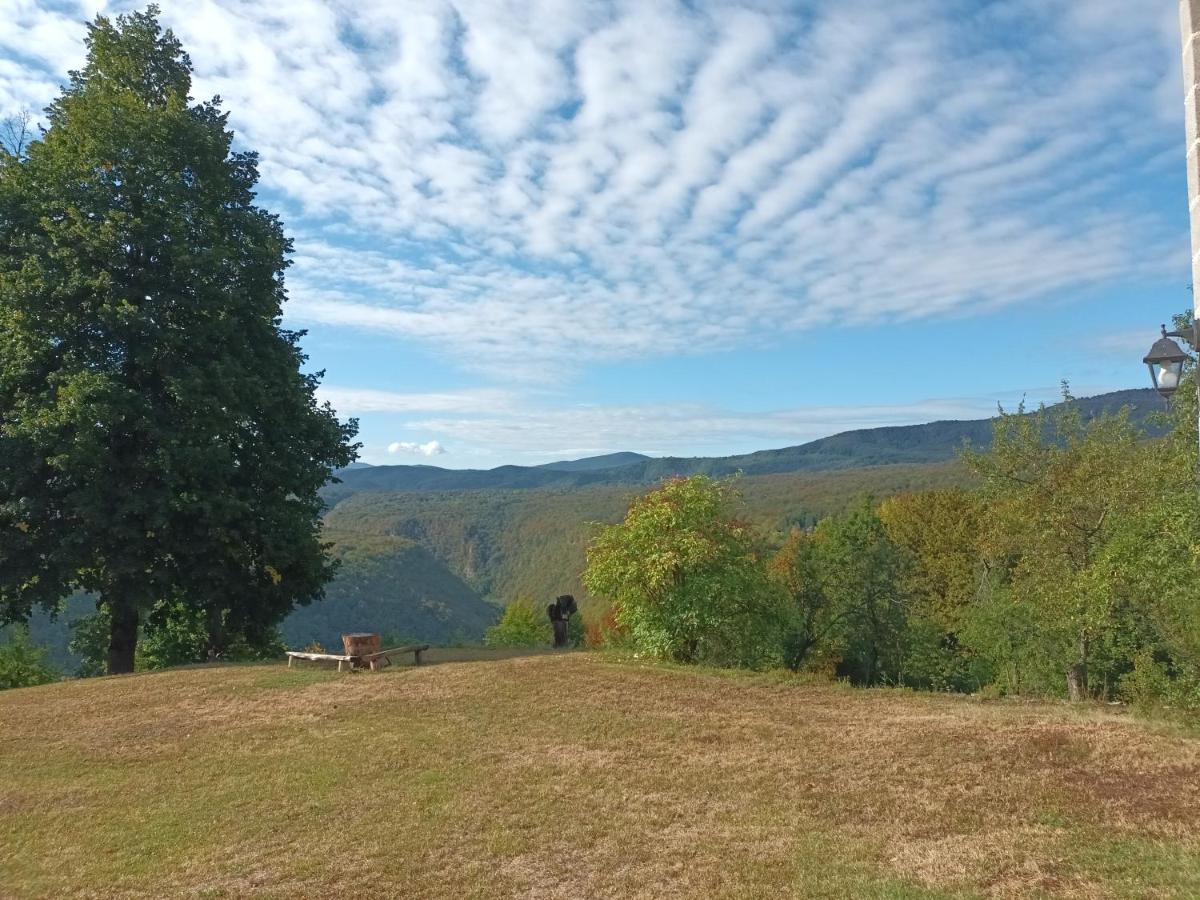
[{"left": 1163, "top": 325, "right": 1199, "bottom": 351}]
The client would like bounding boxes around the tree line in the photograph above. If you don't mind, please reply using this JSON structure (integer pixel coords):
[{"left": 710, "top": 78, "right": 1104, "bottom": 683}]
[{"left": 584, "top": 381, "right": 1200, "bottom": 716}]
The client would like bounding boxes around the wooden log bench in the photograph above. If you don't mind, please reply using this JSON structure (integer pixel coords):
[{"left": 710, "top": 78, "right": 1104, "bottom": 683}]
[
  {"left": 360, "top": 644, "right": 430, "bottom": 670},
  {"left": 285, "top": 651, "right": 356, "bottom": 672},
  {"left": 285, "top": 644, "right": 430, "bottom": 672}
]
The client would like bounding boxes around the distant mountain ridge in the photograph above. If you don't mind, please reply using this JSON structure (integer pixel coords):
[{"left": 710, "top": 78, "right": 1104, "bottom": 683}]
[
  {"left": 535, "top": 451, "right": 651, "bottom": 472},
  {"left": 325, "top": 389, "right": 1161, "bottom": 503}
]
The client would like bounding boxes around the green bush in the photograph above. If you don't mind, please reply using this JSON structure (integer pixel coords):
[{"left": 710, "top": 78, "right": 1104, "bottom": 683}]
[
  {"left": 69, "top": 611, "right": 111, "bottom": 677},
  {"left": 585, "top": 476, "right": 785, "bottom": 669},
  {"left": 1121, "top": 649, "right": 1172, "bottom": 713},
  {"left": 1121, "top": 649, "right": 1200, "bottom": 720},
  {"left": 958, "top": 583, "right": 1069, "bottom": 697},
  {"left": 567, "top": 612, "right": 585, "bottom": 648},
  {"left": 0, "top": 628, "right": 59, "bottom": 690},
  {"left": 485, "top": 599, "right": 552, "bottom": 648},
  {"left": 899, "top": 614, "right": 984, "bottom": 692}
]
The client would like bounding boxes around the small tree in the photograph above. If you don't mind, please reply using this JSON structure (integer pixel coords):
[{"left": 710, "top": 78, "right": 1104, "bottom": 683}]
[
  {"left": 878, "top": 489, "right": 982, "bottom": 633},
  {"left": 584, "top": 476, "right": 782, "bottom": 667},
  {"left": 879, "top": 489, "right": 985, "bottom": 690},
  {"left": 769, "top": 530, "right": 842, "bottom": 673},
  {"left": 0, "top": 628, "right": 59, "bottom": 690},
  {"left": 485, "top": 599, "right": 552, "bottom": 648},
  {"left": 811, "top": 500, "right": 908, "bottom": 685}
]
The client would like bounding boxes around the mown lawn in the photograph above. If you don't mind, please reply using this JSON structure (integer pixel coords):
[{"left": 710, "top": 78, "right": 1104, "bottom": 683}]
[{"left": 2, "top": 654, "right": 1199, "bottom": 898}]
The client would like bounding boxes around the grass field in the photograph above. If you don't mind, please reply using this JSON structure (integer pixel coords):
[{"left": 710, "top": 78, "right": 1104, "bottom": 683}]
[{"left": 2, "top": 654, "right": 1199, "bottom": 898}]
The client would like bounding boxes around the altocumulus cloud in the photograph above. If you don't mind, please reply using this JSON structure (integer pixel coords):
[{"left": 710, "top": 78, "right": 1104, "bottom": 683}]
[{"left": 1, "top": 0, "right": 1182, "bottom": 379}]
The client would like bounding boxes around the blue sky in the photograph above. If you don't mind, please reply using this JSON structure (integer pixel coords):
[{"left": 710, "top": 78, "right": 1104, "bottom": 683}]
[{"left": 2, "top": 0, "right": 1188, "bottom": 467}]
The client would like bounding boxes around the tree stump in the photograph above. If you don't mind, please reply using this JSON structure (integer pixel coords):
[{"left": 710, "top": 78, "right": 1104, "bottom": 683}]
[{"left": 342, "top": 633, "right": 381, "bottom": 668}]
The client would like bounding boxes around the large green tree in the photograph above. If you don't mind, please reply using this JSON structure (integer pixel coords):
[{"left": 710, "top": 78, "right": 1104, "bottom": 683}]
[
  {"left": 0, "top": 8, "right": 357, "bottom": 674},
  {"left": 768, "top": 529, "right": 841, "bottom": 673},
  {"left": 1103, "top": 315, "right": 1200, "bottom": 713},
  {"left": 810, "top": 500, "right": 908, "bottom": 685},
  {"left": 964, "top": 391, "right": 1146, "bottom": 700}
]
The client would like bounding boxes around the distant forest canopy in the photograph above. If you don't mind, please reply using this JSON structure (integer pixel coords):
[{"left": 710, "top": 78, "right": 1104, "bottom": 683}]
[
  {"left": 577, "top": 385, "right": 1200, "bottom": 713},
  {"left": 16, "top": 459, "right": 972, "bottom": 671}
]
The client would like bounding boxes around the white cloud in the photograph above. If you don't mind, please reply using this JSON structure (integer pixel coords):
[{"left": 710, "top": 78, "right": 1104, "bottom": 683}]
[
  {"left": 345, "top": 382, "right": 1113, "bottom": 465},
  {"left": 387, "top": 439, "right": 447, "bottom": 457},
  {"left": 316, "top": 385, "right": 516, "bottom": 415},
  {"left": 0, "top": 0, "right": 1183, "bottom": 377},
  {"left": 409, "top": 397, "right": 996, "bottom": 457},
  {"left": 1090, "top": 328, "right": 1168, "bottom": 360}
]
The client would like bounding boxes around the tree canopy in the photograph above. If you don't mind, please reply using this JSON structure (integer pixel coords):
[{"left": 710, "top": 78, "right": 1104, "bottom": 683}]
[
  {"left": 0, "top": 7, "right": 357, "bottom": 673},
  {"left": 584, "top": 475, "right": 783, "bottom": 667}
]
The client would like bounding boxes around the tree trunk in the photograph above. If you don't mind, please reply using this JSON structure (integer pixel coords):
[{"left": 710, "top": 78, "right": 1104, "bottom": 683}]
[
  {"left": 1066, "top": 634, "right": 1089, "bottom": 702},
  {"left": 786, "top": 634, "right": 814, "bottom": 672},
  {"left": 206, "top": 606, "right": 226, "bottom": 661},
  {"left": 107, "top": 597, "right": 139, "bottom": 675}
]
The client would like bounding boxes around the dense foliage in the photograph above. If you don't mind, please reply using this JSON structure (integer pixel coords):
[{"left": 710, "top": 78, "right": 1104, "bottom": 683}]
[
  {"left": 0, "top": 8, "right": 357, "bottom": 673},
  {"left": 484, "top": 599, "right": 553, "bottom": 648},
  {"left": 0, "top": 627, "right": 58, "bottom": 690},
  {"left": 581, "top": 376, "right": 1200, "bottom": 718},
  {"left": 584, "top": 476, "right": 784, "bottom": 667}
]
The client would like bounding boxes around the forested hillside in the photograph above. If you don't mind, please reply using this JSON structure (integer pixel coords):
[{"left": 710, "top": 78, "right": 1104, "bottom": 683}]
[
  {"left": 280, "top": 532, "right": 498, "bottom": 650},
  {"left": 323, "top": 460, "right": 973, "bottom": 606},
  {"left": 324, "top": 389, "right": 1158, "bottom": 499},
  {"left": 304, "top": 390, "right": 1158, "bottom": 639}
]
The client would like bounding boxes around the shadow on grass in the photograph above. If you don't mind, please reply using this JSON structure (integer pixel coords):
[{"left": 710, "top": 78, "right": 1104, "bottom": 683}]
[{"left": 414, "top": 646, "right": 578, "bottom": 666}]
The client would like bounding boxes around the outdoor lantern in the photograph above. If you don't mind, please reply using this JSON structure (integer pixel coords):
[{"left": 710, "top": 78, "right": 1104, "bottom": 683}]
[{"left": 1143, "top": 326, "right": 1190, "bottom": 398}]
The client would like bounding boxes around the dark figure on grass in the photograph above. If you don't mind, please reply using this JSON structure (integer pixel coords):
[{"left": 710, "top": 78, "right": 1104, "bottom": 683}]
[{"left": 547, "top": 595, "right": 578, "bottom": 648}]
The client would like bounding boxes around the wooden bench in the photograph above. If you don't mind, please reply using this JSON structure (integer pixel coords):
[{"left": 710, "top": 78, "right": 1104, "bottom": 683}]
[
  {"left": 360, "top": 644, "right": 430, "bottom": 670},
  {"left": 286, "top": 651, "right": 356, "bottom": 672},
  {"left": 285, "top": 644, "right": 430, "bottom": 672}
]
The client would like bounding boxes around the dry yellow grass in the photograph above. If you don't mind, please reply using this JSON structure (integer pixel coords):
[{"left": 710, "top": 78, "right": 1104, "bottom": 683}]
[{"left": 2, "top": 654, "right": 1199, "bottom": 898}]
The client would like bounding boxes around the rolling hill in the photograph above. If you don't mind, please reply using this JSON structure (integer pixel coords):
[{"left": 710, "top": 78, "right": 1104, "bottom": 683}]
[
  {"left": 323, "top": 460, "right": 974, "bottom": 605},
  {"left": 308, "top": 388, "right": 1157, "bottom": 632},
  {"left": 534, "top": 451, "right": 651, "bottom": 472},
  {"left": 324, "top": 388, "right": 1161, "bottom": 500}
]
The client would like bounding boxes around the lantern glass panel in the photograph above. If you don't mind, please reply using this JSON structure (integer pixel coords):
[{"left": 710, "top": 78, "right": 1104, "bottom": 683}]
[{"left": 1157, "top": 361, "right": 1183, "bottom": 391}]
